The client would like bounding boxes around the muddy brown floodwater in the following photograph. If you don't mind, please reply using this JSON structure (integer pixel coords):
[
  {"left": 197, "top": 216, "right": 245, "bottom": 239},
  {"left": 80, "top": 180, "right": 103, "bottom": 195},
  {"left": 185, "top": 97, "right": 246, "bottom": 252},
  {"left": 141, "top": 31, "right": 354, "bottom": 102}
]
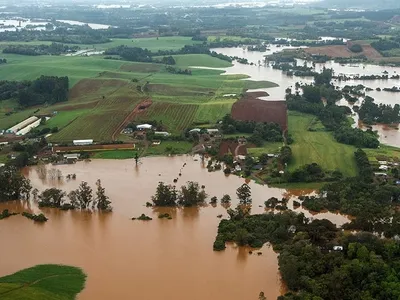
[{"left": 0, "top": 156, "right": 350, "bottom": 300}]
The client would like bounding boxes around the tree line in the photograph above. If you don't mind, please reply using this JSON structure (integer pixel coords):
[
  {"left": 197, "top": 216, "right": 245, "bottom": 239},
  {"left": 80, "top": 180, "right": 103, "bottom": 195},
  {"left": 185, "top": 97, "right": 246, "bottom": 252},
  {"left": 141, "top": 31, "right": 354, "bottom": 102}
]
[
  {"left": 3, "top": 42, "right": 79, "bottom": 56},
  {"left": 0, "top": 165, "right": 112, "bottom": 211}
]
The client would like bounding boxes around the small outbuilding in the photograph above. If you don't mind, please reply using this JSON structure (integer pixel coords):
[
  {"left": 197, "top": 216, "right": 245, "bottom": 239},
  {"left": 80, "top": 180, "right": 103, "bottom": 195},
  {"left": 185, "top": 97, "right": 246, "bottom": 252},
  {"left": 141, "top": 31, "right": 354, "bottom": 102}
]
[{"left": 154, "top": 131, "right": 170, "bottom": 137}]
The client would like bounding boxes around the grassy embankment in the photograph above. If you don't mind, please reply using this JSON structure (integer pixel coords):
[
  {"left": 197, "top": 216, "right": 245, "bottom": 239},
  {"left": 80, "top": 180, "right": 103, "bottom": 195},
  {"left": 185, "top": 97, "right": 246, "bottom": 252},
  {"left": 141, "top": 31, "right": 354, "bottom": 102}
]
[
  {"left": 0, "top": 264, "right": 86, "bottom": 300},
  {"left": 0, "top": 37, "right": 277, "bottom": 157}
]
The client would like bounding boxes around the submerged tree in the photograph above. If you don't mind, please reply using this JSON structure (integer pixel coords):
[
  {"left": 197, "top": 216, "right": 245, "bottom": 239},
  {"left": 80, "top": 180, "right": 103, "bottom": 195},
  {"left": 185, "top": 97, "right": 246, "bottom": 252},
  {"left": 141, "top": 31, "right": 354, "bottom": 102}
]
[
  {"left": 134, "top": 152, "right": 140, "bottom": 165},
  {"left": 178, "top": 181, "right": 207, "bottom": 207},
  {"left": 152, "top": 182, "right": 177, "bottom": 206},
  {"left": 95, "top": 179, "right": 112, "bottom": 211},
  {"left": 68, "top": 181, "right": 93, "bottom": 209},
  {"left": 236, "top": 183, "right": 252, "bottom": 206},
  {"left": 38, "top": 188, "right": 66, "bottom": 207},
  {"left": 0, "top": 166, "right": 32, "bottom": 201}
]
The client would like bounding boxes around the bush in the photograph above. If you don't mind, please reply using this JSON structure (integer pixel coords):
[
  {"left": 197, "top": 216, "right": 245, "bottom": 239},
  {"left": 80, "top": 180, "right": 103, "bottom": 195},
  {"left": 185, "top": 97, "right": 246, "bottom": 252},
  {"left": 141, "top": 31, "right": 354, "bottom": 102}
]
[
  {"left": 349, "top": 44, "right": 363, "bottom": 53},
  {"left": 22, "top": 212, "right": 48, "bottom": 222}
]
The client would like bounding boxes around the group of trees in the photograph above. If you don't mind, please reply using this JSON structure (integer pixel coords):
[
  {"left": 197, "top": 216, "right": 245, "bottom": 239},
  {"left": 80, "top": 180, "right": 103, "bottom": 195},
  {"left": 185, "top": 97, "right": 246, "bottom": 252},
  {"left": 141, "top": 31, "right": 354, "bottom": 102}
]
[
  {"left": 19, "top": 76, "right": 69, "bottom": 107},
  {"left": 152, "top": 181, "right": 207, "bottom": 207},
  {"left": 38, "top": 180, "right": 112, "bottom": 211},
  {"left": 334, "top": 126, "right": 380, "bottom": 148},
  {"left": 3, "top": 43, "right": 79, "bottom": 56},
  {"left": 289, "top": 163, "right": 343, "bottom": 183},
  {"left": 0, "top": 75, "right": 69, "bottom": 107},
  {"left": 286, "top": 71, "right": 380, "bottom": 148},
  {"left": 358, "top": 96, "right": 400, "bottom": 124},
  {"left": 221, "top": 114, "right": 283, "bottom": 146},
  {"left": 0, "top": 166, "right": 32, "bottom": 202},
  {"left": 165, "top": 66, "right": 192, "bottom": 75},
  {"left": 215, "top": 203, "right": 400, "bottom": 300}
]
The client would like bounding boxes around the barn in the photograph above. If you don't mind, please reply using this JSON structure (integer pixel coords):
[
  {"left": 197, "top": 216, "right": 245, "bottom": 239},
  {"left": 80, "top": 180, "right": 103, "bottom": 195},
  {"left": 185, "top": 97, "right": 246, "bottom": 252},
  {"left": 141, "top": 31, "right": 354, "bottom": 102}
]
[{"left": 231, "top": 95, "right": 288, "bottom": 132}]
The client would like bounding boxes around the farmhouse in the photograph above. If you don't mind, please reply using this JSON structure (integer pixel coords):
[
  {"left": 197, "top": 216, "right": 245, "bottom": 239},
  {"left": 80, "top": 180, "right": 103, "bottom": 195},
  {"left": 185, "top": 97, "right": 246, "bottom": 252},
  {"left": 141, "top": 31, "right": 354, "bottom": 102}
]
[
  {"left": 73, "top": 139, "right": 93, "bottom": 146},
  {"left": 231, "top": 94, "right": 288, "bottom": 132}
]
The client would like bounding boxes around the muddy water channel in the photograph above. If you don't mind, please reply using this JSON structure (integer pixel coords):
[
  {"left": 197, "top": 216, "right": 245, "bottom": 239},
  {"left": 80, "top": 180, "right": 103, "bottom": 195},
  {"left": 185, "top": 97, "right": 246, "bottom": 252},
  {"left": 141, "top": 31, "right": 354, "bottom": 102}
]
[
  {"left": 0, "top": 157, "right": 349, "bottom": 300},
  {"left": 211, "top": 46, "right": 400, "bottom": 147}
]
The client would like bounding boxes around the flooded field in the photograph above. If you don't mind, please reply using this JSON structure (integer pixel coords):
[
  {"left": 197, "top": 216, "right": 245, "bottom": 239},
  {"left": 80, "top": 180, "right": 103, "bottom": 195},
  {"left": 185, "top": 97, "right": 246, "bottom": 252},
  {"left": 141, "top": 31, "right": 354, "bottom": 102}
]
[
  {"left": 211, "top": 46, "right": 400, "bottom": 147},
  {"left": 0, "top": 156, "right": 349, "bottom": 300}
]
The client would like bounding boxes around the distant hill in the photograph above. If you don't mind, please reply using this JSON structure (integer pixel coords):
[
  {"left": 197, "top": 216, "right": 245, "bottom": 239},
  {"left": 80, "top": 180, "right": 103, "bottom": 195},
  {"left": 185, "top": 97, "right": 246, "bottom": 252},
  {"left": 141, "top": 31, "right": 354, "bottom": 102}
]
[{"left": 321, "top": 0, "right": 400, "bottom": 10}]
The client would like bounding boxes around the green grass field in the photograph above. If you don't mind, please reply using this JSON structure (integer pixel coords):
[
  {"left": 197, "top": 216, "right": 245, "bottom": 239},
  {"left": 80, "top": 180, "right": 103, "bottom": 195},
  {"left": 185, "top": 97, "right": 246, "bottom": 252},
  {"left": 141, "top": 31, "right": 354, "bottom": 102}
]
[
  {"left": 247, "top": 142, "right": 284, "bottom": 156},
  {"left": 288, "top": 111, "right": 357, "bottom": 177},
  {"left": 92, "top": 149, "right": 138, "bottom": 159},
  {"left": 143, "top": 141, "right": 193, "bottom": 156},
  {"left": 0, "top": 264, "right": 86, "bottom": 300}
]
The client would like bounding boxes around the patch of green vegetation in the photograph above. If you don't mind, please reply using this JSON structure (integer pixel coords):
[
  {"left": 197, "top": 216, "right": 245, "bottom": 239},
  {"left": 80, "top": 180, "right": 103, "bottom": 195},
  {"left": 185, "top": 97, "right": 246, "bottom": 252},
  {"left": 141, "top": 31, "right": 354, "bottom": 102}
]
[
  {"left": 364, "top": 145, "right": 400, "bottom": 162},
  {"left": 288, "top": 111, "right": 357, "bottom": 177},
  {"left": 0, "top": 108, "right": 37, "bottom": 130},
  {"left": 0, "top": 54, "right": 125, "bottom": 86},
  {"left": 92, "top": 150, "right": 137, "bottom": 159},
  {"left": 172, "top": 54, "right": 232, "bottom": 68},
  {"left": 247, "top": 142, "right": 283, "bottom": 156},
  {"left": 0, "top": 264, "right": 86, "bottom": 300},
  {"left": 0, "top": 154, "right": 9, "bottom": 163},
  {"left": 143, "top": 141, "right": 192, "bottom": 156},
  {"left": 40, "top": 109, "right": 92, "bottom": 130},
  {"left": 194, "top": 102, "right": 234, "bottom": 124}
]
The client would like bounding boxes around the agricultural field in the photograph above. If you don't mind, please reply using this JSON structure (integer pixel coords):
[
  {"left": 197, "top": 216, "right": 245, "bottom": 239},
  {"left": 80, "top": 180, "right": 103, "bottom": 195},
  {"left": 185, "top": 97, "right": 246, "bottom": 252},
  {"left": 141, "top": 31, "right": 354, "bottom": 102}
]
[
  {"left": 287, "top": 111, "right": 358, "bottom": 177},
  {"left": 133, "top": 102, "right": 199, "bottom": 134},
  {"left": 0, "top": 37, "right": 279, "bottom": 143},
  {"left": 48, "top": 79, "right": 143, "bottom": 142},
  {"left": 304, "top": 44, "right": 382, "bottom": 60},
  {"left": 0, "top": 264, "right": 86, "bottom": 300}
]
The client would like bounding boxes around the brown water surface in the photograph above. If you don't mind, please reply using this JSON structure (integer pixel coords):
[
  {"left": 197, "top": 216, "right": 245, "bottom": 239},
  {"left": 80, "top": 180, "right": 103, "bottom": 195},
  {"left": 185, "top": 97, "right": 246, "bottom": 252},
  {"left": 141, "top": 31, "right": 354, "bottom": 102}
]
[{"left": 0, "top": 156, "right": 349, "bottom": 299}]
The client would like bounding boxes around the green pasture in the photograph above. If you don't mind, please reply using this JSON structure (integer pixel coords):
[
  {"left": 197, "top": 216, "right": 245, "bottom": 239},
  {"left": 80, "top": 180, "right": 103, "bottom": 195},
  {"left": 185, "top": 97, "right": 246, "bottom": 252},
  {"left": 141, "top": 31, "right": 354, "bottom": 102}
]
[
  {"left": 143, "top": 141, "right": 193, "bottom": 156},
  {"left": 0, "top": 264, "right": 86, "bottom": 300},
  {"left": 287, "top": 111, "right": 357, "bottom": 177}
]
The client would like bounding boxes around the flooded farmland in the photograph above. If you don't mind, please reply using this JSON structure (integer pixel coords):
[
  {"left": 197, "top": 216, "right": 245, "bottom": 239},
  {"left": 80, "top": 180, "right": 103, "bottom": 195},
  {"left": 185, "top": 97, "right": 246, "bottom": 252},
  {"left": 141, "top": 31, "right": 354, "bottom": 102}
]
[
  {"left": 0, "top": 156, "right": 350, "bottom": 300},
  {"left": 210, "top": 46, "right": 400, "bottom": 147}
]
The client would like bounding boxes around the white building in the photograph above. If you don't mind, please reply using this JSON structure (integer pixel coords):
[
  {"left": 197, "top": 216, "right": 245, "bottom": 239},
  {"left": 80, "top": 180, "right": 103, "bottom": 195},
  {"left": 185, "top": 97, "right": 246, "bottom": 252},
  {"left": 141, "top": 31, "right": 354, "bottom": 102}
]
[
  {"left": 16, "top": 119, "right": 42, "bottom": 136},
  {"left": 73, "top": 139, "right": 93, "bottom": 146},
  {"left": 207, "top": 129, "right": 219, "bottom": 134},
  {"left": 189, "top": 128, "right": 201, "bottom": 133},
  {"left": 7, "top": 116, "right": 39, "bottom": 134},
  {"left": 136, "top": 124, "right": 153, "bottom": 130},
  {"left": 154, "top": 131, "right": 170, "bottom": 136},
  {"left": 63, "top": 153, "right": 80, "bottom": 160}
]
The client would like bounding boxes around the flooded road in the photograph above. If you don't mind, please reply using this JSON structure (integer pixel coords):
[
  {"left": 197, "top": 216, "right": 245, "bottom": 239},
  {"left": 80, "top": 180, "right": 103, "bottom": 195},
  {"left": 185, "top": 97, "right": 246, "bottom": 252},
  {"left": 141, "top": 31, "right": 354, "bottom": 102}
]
[{"left": 0, "top": 156, "right": 349, "bottom": 300}]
